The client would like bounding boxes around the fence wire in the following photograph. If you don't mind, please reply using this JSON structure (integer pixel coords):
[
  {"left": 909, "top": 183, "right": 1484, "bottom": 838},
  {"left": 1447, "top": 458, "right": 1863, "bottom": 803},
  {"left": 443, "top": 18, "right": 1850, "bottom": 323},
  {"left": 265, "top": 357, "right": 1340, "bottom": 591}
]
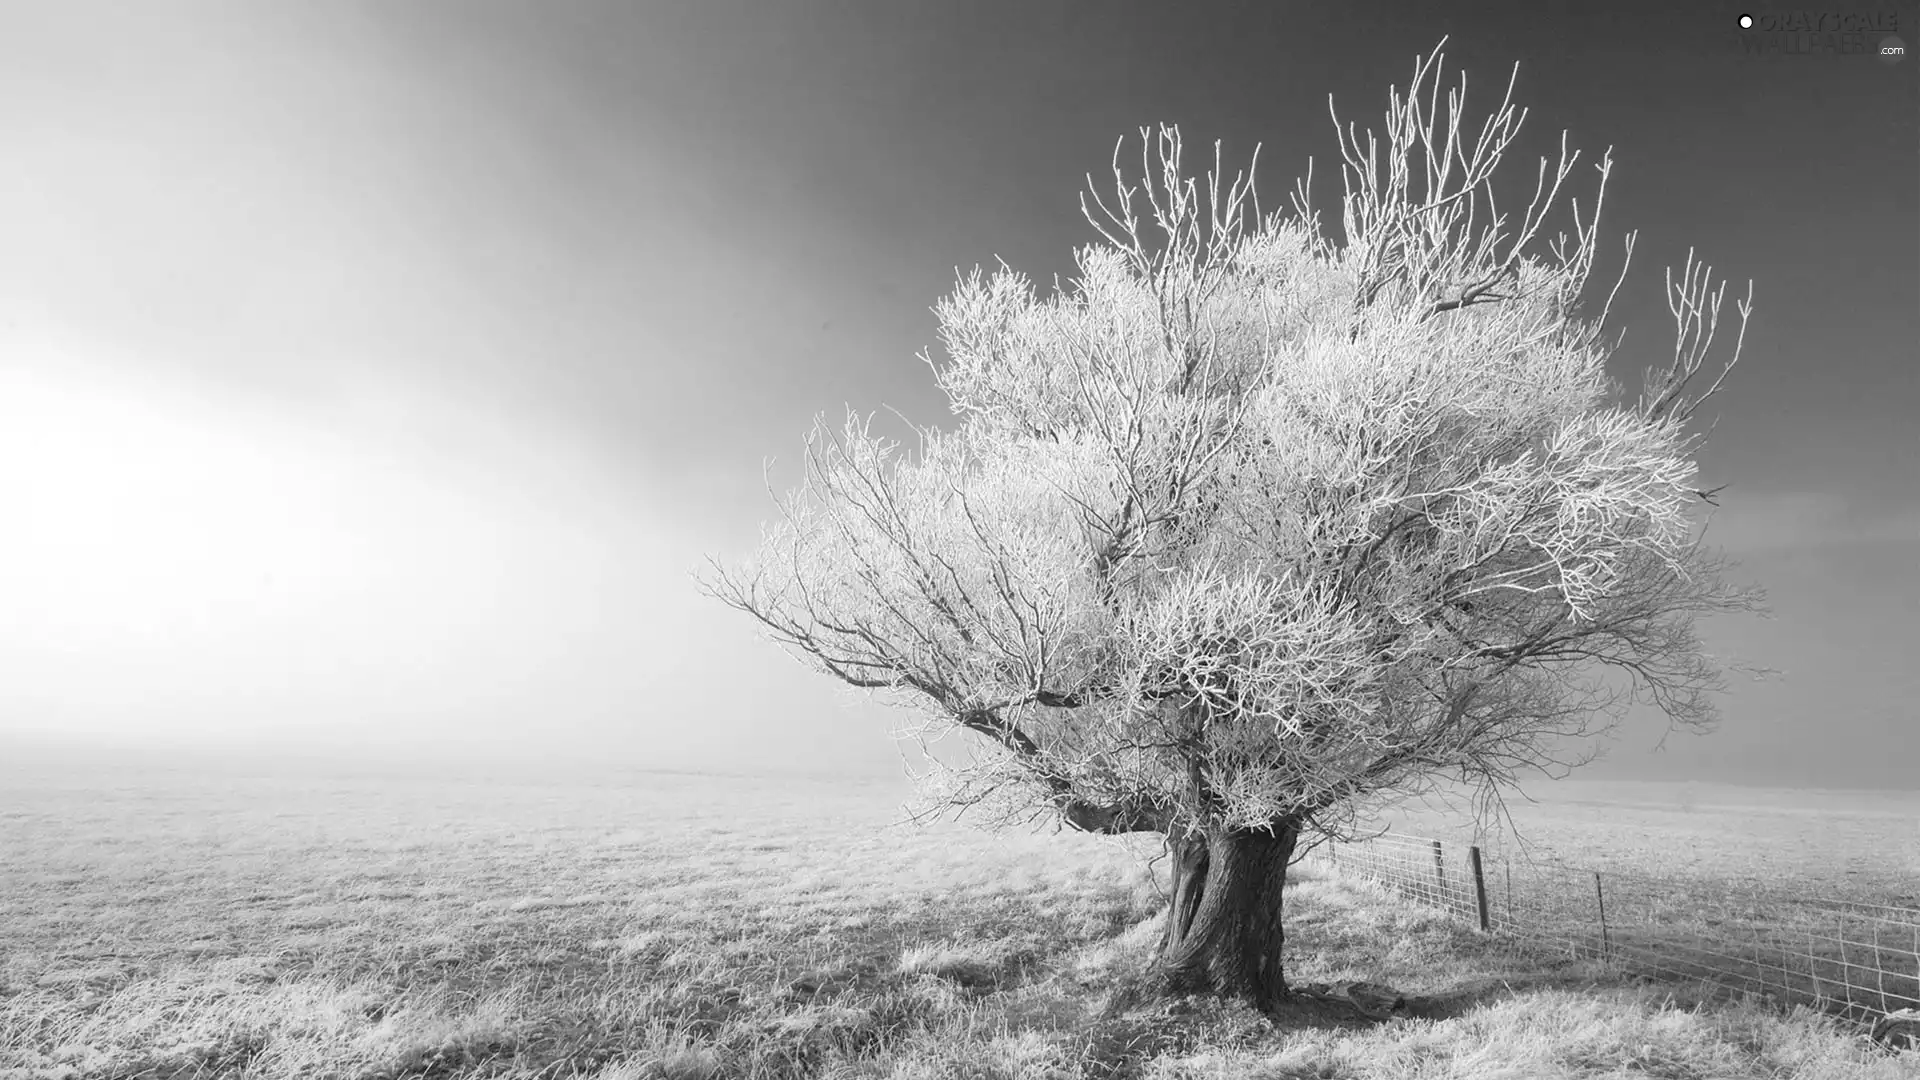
[{"left": 1302, "top": 832, "right": 1920, "bottom": 1030}]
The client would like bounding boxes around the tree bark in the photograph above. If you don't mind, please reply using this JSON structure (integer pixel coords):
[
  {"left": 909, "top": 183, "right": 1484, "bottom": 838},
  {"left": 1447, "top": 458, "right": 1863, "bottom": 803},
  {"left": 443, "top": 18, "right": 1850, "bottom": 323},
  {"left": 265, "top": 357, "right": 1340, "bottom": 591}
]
[{"left": 1154, "top": 818, "right": 1300, "bottom": 1012}]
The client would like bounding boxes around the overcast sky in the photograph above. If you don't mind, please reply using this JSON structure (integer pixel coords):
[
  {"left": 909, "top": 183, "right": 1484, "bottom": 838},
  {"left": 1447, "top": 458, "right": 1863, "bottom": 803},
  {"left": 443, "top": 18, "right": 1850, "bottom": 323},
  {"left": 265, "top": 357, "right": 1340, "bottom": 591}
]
[{"left": 0, "top": 1, "right": 1913, "bottom": 788}]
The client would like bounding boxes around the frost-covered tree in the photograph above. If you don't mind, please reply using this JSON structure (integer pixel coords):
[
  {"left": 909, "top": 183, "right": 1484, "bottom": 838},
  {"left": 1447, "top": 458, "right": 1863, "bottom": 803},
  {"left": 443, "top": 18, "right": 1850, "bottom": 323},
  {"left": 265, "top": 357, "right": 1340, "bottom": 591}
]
[{"left": 702, "top": 40, "right": 1762, "bottom": 1012}]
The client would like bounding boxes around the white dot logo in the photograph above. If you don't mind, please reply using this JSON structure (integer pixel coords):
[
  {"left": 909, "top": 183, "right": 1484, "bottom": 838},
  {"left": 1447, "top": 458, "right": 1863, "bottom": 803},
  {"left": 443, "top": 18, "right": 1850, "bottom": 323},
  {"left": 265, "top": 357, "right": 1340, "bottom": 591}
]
[{"left": 1738, "top": 14, "right": 1754, "bottom": 29}]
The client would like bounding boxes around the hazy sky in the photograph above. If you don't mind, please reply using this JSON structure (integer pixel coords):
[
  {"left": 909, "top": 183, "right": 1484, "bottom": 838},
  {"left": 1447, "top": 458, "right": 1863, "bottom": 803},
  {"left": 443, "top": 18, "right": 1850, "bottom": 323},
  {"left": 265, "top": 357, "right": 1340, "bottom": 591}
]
[{"left": 0, "top": 1, "right": 1913, "bottom": 788}]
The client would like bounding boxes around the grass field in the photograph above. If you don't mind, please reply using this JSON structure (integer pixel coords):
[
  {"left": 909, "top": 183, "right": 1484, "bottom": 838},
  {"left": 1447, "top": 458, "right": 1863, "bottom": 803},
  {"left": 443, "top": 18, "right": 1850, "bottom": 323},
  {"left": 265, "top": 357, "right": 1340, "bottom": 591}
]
[{"left": 2, "top": 750, "right": 1916, "bottom": 1079}]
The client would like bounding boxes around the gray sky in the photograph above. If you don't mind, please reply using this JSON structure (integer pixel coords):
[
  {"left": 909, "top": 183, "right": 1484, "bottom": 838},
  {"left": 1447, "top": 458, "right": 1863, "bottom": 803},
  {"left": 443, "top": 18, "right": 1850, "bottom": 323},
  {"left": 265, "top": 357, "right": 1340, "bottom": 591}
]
[{"left": 0, "top": 1, "right": 1913, "bottom": 788}]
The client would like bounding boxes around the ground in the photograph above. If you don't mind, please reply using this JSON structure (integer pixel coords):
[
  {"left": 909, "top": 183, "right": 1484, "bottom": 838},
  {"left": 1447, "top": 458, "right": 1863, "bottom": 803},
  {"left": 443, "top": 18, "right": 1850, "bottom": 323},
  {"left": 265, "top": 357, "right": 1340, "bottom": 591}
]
[{"left": 1, "top": 752, "right": 1915, "bottom": 1079}]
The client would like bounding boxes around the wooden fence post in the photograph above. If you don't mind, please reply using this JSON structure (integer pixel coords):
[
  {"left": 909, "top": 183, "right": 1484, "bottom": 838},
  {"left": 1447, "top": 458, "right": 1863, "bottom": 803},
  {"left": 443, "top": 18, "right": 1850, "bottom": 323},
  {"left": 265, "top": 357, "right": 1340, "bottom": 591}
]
[
  {"left": 1871, "top": 920, "right": 1886, "bottom": 1015},
  {"left": 1469, "top": 845, "right": 1491, "bottom": 932},
  {"left": 1431, "top": 839, "right": 1447, "bottom": 906},
  {"left": 1505, "top": 862, "right": 1513, "bottom": 929},
  {"left": 1594, "top": 871, "right": 1610, "bottom": 959}
]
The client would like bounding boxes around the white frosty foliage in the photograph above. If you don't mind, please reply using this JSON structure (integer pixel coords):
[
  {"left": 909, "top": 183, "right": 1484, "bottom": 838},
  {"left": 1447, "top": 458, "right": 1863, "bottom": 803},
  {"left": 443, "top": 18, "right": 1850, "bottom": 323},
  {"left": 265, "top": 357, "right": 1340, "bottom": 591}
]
[{"left": 706, "top": 40, "right": 1760, "bottom": 841}]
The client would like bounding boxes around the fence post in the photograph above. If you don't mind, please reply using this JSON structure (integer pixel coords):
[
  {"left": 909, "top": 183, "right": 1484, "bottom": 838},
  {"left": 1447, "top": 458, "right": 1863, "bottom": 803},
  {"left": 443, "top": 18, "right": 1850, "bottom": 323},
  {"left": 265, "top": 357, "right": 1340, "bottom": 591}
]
[
  {"left": 1871, "top": 920, "right": 1886, "bottom": 1015},
  {"left": 1505, "top": 863, "right": 1513, "bottom": 929},
  {"left": 1807, "top": 929, "right": 1821, "bottom": 1006},
  {"left": 1431, "top": 839, "right": 1447, "bottom": 906},
  {"left": 1594, "top": 871, "right": 1610, "bottom": 960},
  {"left": 1468, "top": 845, "right": 1490, "bottom": 932}
]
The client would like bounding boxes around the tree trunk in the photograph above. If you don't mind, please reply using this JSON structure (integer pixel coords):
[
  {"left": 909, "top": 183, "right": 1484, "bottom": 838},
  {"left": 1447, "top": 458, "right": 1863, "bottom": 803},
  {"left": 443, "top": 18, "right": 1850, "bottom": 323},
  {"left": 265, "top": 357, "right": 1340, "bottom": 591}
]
[{"left": 1154, "top": 818, "right": 1300, "bottom": 1012}]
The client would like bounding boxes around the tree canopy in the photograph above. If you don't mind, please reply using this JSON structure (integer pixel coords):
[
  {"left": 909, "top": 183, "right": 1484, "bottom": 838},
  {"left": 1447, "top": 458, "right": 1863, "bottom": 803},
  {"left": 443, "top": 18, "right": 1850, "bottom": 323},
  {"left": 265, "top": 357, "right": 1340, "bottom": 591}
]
[{"left": 703, "top": 40, "right": 1761, "bottom": 849}]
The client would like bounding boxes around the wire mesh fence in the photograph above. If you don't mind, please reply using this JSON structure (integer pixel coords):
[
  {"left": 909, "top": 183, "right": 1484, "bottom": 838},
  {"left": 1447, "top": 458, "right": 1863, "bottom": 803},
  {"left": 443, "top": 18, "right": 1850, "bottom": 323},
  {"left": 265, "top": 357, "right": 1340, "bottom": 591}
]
[{"left": 1301, "top": 831, "right": 1920, "bottom": 1031}]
